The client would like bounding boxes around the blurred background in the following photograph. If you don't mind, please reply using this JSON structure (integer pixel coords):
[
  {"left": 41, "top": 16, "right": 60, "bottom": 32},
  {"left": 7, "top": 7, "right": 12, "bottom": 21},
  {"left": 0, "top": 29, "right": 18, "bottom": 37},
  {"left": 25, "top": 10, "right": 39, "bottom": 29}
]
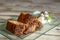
[
  {"left": 0, "top": 0, "right": 60, "bottom": 22},
  {"left": 0, "top": 0, "right": 60, "bottom": 40},
  {"left": 0, "top": 0, "right": 60, "bottom": 13}
]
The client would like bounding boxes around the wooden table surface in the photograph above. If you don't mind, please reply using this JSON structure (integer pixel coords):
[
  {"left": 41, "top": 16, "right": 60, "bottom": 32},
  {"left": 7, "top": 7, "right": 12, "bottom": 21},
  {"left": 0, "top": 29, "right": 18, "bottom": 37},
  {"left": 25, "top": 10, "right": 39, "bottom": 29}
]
[
  {"left": 0, "top": 12, "right": 60, "bottom": 40},
  {"left": 0, "top": 0, "right": 60, "bottom": 40}
]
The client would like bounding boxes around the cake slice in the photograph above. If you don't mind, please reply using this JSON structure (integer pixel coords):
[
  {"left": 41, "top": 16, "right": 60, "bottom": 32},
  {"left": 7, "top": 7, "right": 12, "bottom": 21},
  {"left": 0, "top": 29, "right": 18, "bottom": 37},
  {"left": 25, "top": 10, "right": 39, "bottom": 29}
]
[
  {"left": 17, "top": 12, "right": 43, "bottom": 34},
  {"left": 17, "top": 12, "right": 43, "bottom": 28},
  {"left": 6, "top": 20, "right": 28, "bottom": 35}
]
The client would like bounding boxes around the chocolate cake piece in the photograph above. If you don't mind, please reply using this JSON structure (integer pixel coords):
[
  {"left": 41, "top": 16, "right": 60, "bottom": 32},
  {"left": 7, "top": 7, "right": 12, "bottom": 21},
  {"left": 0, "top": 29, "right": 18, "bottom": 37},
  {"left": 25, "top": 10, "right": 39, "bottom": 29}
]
[
  {"left": 6, "top": 20, "right": 28, "bottom": 35},
  {"left": 18, "top": 12, "right": 43, "bottom": 28},
  {"left": 17, "top": 12, "right": 43, "bottom": 34}
]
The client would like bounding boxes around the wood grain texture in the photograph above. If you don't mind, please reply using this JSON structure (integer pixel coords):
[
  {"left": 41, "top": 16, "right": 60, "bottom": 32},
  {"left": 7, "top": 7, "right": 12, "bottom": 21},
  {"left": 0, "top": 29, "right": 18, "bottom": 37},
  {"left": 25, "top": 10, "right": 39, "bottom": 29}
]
[
  {"left": 35, "top": 35, "right": 60, "bottom": 40},
  {"left": 0, "top": 12, "right": 60, "bottom": 40},
  {"left": 46, "top": 25, "right": 60, "bottom": 35},
  {"left": 0, "top": 0, "right": 60, "bottom": 13},
  {"left": 0, "top": 0, "right": 60, "bottom": 40}
]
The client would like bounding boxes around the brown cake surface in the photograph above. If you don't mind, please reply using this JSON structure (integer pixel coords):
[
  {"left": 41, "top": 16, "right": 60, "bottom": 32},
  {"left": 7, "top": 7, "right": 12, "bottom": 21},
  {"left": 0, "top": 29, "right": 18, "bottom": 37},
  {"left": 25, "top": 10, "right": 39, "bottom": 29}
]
[
  {"left": 6, "top": 20, "right": 28, "bottom": 35},
  {"left": 18, "top": 12, "right": 27, "bottom": 23},
  {"left": 18, "top": 12, "right": 42, "bottom": 28},
  {"left": 17, "top": 12, "right": 43, "bottom": 34},
  {"left": 6, "top": 12, "right": 43, "bottom": 35}
]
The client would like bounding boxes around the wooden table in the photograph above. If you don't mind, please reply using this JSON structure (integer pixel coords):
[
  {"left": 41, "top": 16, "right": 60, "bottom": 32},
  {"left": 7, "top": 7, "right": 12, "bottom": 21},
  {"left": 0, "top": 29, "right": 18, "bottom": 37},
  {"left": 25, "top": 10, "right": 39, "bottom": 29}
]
[
  {"left": 0, "top": 0, "right": 60, "bottom": 40},
  {"left": 0, "top": 12, "right": 60, "bottom": 40}
]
